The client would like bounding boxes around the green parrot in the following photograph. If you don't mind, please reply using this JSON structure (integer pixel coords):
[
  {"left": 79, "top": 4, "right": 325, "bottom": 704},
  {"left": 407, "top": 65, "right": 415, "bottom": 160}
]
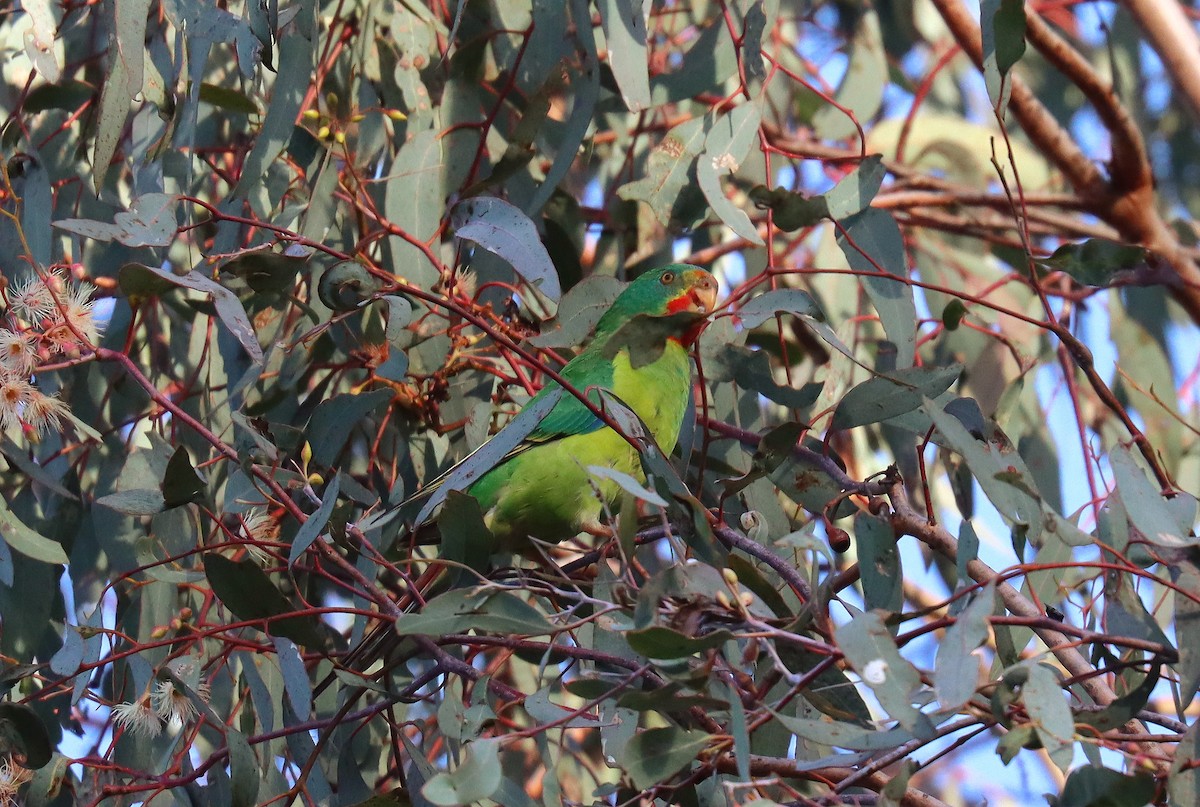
[{"left": 411, "top": 263, "right": 718, "bottom": 548}]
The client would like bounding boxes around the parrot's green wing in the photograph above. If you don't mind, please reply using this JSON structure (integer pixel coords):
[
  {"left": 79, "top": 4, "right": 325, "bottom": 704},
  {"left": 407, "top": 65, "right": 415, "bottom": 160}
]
[
  {"left": 401, "top": 349, "right": 616, "bottom": 525},
  {"left": 522, "top": 349, "right": 613, "bottom": 443}
]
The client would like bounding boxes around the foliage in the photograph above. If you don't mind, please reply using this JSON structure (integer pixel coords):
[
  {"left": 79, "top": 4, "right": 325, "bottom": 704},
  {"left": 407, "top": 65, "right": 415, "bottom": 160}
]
[{"left": 0, "top": 1, "right": 1198, "bottom": 805}]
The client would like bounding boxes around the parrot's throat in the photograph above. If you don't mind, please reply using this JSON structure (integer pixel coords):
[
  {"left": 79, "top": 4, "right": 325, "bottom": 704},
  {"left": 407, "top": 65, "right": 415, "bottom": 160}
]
[
  {"left": 676, "top": 321, "right": 705, "bottom": 347},
  {"left": 665, "top": 291, "right": 711, "bottom": 346}
]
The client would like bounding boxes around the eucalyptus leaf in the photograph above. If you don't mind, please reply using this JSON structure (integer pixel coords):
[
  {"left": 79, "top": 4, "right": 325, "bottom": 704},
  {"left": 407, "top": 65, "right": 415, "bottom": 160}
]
[
  {"left": 0, "top": 495, "right": 69, "bottom": 564},
  {"left": 824, "top": 154, "right": 886, "bottom": 219},
  {"left": 451, "top": 197, "right": 562, "bottom": 308},
  {"left": 587, "top": 465, "right": 668, "bottom": 507},
  {"left": 204, "top": 553, "right": 325, "bottom": 648},
  {"left": 132, "top": 264, "right": 264, "bottom": 365},
  {"left": 1056, "top": 766, "right": 1155, "bottom": 807},
  {"left": 423, "top": 738, "right": 502, "bottom": 806},
  {"left": 934, "top": 582, "right": 994, "bottom": 711},
  {"left": 835, "top": 611, "right": 927, "bottom": 732},
  {"left": 597, "top": 0, "right": 650, "bottom": 112},
  {"left": 623, "top": 727, "right": 711, "bottom": 791},
  {"left": 836, "top": 207, "right": 917, "bottom": 367},
  {"left": 92, "top": 0, "right": 152, "bottom": 192},
  {"left": 617, "top": 118, "right": 708, "bottom": 226},
  {"left": 231, "top": 33, "right": 312, "bottom": 199},
  {"left": 770, "top": 712, "right": 914, "bottom": 751},
  {"left": 160, "top": 446, "right": 205, "bottom": 508},
  {"left": 1110, "top": 445, "right": 1195, "bottom": 547},
  {"left": 1019, "top": 662, "right": 1075, "bottom": 772},
  {"left": 832, "top": 364, "right": 961, "bottom": 430},
  {"left": 812, "top": 10, "right": 885, "bottom": 140},
  {"left": 981, "top": 0, "right": 1027, "bottom": 112},
  {"left": 625, "top": 626, "right": 733, "bottom": 659},
  {"left": 394, "top": 589, "right": 556, "bottom": 637},
  {"left": 288, "top": 475, "right": 340, "bottom": 566},
  {"left": 0, "top": 701, "right": 53, "bottom": 768}
]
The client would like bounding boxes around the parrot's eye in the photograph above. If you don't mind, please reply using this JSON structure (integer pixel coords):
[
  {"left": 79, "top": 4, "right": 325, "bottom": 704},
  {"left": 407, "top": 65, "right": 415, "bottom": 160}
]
[{"left": 660, "top": 271, "right": 675, "bottom": 285}]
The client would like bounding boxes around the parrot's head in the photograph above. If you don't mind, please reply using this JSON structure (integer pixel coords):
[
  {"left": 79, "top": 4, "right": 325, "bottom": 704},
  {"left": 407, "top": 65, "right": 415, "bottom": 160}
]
[{"left": 595, "top": 264, "right": 718, "bottom": 346}]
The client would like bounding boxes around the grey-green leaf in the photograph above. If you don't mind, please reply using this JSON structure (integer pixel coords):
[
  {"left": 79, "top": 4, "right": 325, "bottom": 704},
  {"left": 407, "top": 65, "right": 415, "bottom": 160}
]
[
  {"left": 272, "top": 636, "right": 311, "bottom": 719},
  {"left": 1020, "top": 662, "right": 1075, "bottom": 772},
  {"left": 832, "top": 364, "right": 962, "bottom": 430},
  {"left": 96, "top": 488, "right": 166, "bottom": 516},
  {"left": 92, "top": 0, "right": 152, "bottom": 191},
  {"left": 452, "top": 197, "right": 562, "bottom": 308},
  {"left": 288, "top": 475, "right": 340, "bottom": 566},
  {"left": 0, "top": 495, "right": 69, "bottom": 564},
  {"left": 981, "top": 0, "right": 1027, "bottom": 111},
  {"left": 307, "top": 389, "right": 394, "bottom": 468},
  {"left": 597, "top": 0, "right": 651, "bottom": 112},
  {"left": 228, "top": 727, "right": 260, "bottom": 807},
  {"left": 1172, "top": 561, "right": 1200, "bottom": 704},
  {"left": 423, "top": 738, "right": 503, "bottom": 806},
  {"left": 824, "top": 154, "right": 886, "bottom": 220},
  {"left": 812, "top": 10, "right": 885, "bottom": 140},
  {"left": 934, "top": 582, "right": 994, "bottom": 711},
  {"left": 855, "top": 513, "right": 902, "bottom": 613},
  {"left": 617, "top": 118, "right": 707, "bottom": 226},
  {"left": 697, "top": 158, "right": 763, "bottom": 244},
  {"left": 1110, "top": 444, "right": 1195, "bottom": 547},
  {"left": 836, "top": 207, "right": 917, "bottom": 368},
  {"left": 1057, "top": 766, "right": 1155, "bottom": 807},
  {"left": 161, "top": 446, "right": 205, "bottom": 508},
  {"left": 231, "top": 34, "right": 313, "bottom": 199},
  {"left": 394, "top": 589, "right": 556, "bottom": 637},
  {"left": 136, "top": 264, "right": 264, "bottom": 365},
  {"left": 770, "top": 712, "right": 914, "bottom": 751},
  {"left": 204, "top": 553, "right": 325, "bottom": 648},
  {"left": 623, "top": 727, "right": 711, "bottom": 791},
  {"left": 835, "top": 611, "right": 926, "bottom": 732},
  {"left": 737, "top": 289, "right": 825, "bottom": 327}
]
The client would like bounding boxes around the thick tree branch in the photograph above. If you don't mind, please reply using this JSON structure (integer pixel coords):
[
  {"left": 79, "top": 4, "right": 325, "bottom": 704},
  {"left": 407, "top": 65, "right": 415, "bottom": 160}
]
[
  {"left": 1123, "top": 0, "right": 1200, "bottom": 126},
  {"left": 928, "top": 0, "right": 1200, "bottom": 324}
]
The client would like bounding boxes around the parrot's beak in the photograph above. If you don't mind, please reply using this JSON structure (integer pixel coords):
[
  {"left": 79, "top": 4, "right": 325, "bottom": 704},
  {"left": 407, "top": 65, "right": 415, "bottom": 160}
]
[{"left": 683, "top": 272, "right": 719, "bottom": 314}]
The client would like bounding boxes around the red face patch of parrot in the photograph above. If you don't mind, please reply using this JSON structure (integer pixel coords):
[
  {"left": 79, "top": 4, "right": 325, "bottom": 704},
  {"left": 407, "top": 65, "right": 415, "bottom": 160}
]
[
  {"left": 665, "top": 271, "right": 718, "bottom": 345},
  {"left": 666, "top": 272, "right": 718, "bottom": 315}
]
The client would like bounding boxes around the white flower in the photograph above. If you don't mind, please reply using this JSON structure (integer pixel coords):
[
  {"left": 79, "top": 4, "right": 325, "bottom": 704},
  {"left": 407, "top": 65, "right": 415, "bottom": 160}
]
[
  {"left": 862, "top": 658, "right": 889, "bottom": 685},
  {"left": 59, "top": 281, "right": 99, "bottom": 344},
  {"left": 37, "top": 278, "right": 99, "bottom": 353},
  {"left": 152, "top": 679, "right": 199, "bottom": 725},
  {"left": 167, "top": 660, "right": 213, "bottom": 703},
  {"left": 0, "top": 330, "right": 38, "bottom": 376},
  {"left": 111, "top": 697, "right": 163, "bottom": 738},
  {"left": 0, "top": 375, "right": 35, "bottom": 431},
  {"left": 7, "top": 272, "right": 56, "bottom": 322},
  {"left": 22, "top": 390, "right": 70, "bottom": 435},
  {"left": 0, "top": 756, "right": 31, "bottom": 806},
  {"left": 241, "top": 507, "right": 280, "bottom": 542}
]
